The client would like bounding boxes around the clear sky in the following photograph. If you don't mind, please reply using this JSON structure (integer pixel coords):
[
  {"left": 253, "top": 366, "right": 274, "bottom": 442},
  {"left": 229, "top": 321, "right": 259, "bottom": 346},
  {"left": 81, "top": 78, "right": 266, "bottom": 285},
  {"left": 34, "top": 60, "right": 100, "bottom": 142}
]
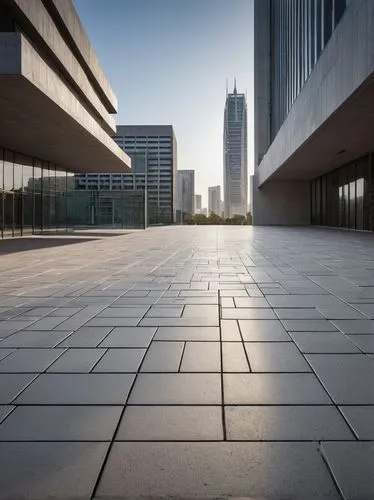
[{"left": 73, "top": 0, "right": 254, "bottom": 208}]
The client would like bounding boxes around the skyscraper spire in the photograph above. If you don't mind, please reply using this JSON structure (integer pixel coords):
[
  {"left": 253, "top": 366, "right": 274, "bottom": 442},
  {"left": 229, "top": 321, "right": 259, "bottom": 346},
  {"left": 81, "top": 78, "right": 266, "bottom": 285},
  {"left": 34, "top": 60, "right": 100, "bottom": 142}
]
[{"left": 234, "top": 77, "right": 237, "bottom": 94}]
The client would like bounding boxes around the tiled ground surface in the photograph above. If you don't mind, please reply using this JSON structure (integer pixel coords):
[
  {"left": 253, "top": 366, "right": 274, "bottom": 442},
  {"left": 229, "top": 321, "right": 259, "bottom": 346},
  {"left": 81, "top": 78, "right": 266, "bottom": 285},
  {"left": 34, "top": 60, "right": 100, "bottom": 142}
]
[{"left": 0, "top": 226, "right": 373, "bottom": 499}]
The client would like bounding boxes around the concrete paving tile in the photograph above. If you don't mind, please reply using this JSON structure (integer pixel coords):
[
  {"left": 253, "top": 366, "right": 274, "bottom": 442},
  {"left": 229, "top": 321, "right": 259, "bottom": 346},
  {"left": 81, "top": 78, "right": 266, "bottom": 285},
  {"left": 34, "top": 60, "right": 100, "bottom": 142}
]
[
  {"left": 145, "top": 306, "right": 183, "bottom": 317},
  {"left": 306, "top": 354, "right": 374, "bottom": 404},
  {"left": 93, "top": 348, "right": 145, "bottom": 372},
  {"left": 0, "top": 349, "right": 14, "bottom": 361},
  {"left": 0, "top": 405, "right": 122, "bottom": 441},
  {"left": 140, "top": 316, "right": 219, "bottom": 327},
  {"left": 244, "top": 342, "right": 311, "bottom": 372},
  {"left": 239, "top": 320, "right": 291, "bottom": 341},
  {"left": 317, "top": 306, "right": 367, "bottom": 320},
  {"left": 220, "top": 289, "right": 248, "bottom": 296},
  {"left": 0, "top": 348, "right": 65, "bottom": 373},
  {"left": 0, "top": 442, "right": 108, "bottom": 499},
  {"left": 222, "top": 342, "right": 249, "bottom": 372},
  {"left": 117, "top": 406, "right": 223, "bottom": 441},
  {"left": 347, "top": 334, "right": 374, "bottom": 352},
  {"left": 221, "top": 319, "right": 242, "bottom": 341},
  {"left": 221, "top": 297, "right": 235, "bottom": 307},
  {"left": 0, "top": 374, "right": 37, "bottom": 403},
  {"left": 234, "top": 297, "right": 271, "bottom": 308},
  {"left": 0, "top": 330, "right": 73, "bottom": 348},
  {"left": 97, "top": 442, "right": 340, "bottom": 499},
  {"left": 85, "top": 317, "right": 139, "bottom": 327},
  {"left": 332, "top": 319, "right": 374, "bottom": 334},
  {"left": 222, "top": 308, "right": 277, "bottom": 320},
  {"left": 99, "top": 326, "right": 156, "bottom": 348},
  {"left": 180, "top": 342, "right": 221, "bottom": 372},
  {"left": 224, "top": 373, "right": 331, "bottom": 404},
  {"left": 266, "top": 295, "right": 345, "bottom": 308},
  {"left": 48, "top": 307, "right": 83, "bottom": 317},
  {"left": 128, "top": 373, "right": 221, "bottom": 405},
  {"left": 140, "top": 341, "right": 184, "bottom": 372},
  {"left": 53, "top": 305, "right": 105, "bottom": 331},
  {"left": 339, "top": 406, "right": 374, "bottom": 439},
  {"left": 58, "top": 327, "right": 113, "bottom": 347},
  {"left": 96, "top": 307, "right": 148, "bottom": 318},
  {"left": 321, "top": 442, "right": 374, "bottom": 500},
  {"left": 47, "top": 348, "right": 106, "bottom": 372},
  {"left": 274, "top": 308, "right": 325, "bottom": 319},
  {"left": 154, "top": 326, "right": 219, "bottom": 341},
  {"left": 25, "top": 316, "right": 68, "bottom": 330},
  {"left": 352, "top": 303, "right": 374, "bottom": 318},
  {"left": 225, "top": 406, "right": 354, "bottom": 440},
  {"left": 0, "top": 405, "right": 14, "bottom": 424},
  {"left": 14, "top": 373, "right": 135, "bottom": 404},
  {"left": 290, "top": 332, "right": 360, "bottom": 353},
  {"left": 281, "top": 319, "right": 338, "bottom": 332}
]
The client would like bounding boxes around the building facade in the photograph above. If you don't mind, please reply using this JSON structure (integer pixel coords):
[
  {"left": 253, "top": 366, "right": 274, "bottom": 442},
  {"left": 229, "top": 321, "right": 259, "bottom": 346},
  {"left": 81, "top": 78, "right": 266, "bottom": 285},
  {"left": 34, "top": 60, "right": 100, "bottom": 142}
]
[
  {"left": 75, "top": 125, "right": 177, "bottom": 225},
  {"left": 176, "top": 170, "right": 195, "bottom": 216},
  {"left": 223, "top": 82, "right": 248, "bottom": 218},
  {"left": 253, "top": 0, "right": 374, "bottom": 231},
  {"left": 0, "top": 0, "right": 130, "bottom": 237},
  {"left": 208, "top": 185, "right": 222, "bottom": 216},
  {"left": 194, "top": 194, "right": 202, "bottom": 214}
]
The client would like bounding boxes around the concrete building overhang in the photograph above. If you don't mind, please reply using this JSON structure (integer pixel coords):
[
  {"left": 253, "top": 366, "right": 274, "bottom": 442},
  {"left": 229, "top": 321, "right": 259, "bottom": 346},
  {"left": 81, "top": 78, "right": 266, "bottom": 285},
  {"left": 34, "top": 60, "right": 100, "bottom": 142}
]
[
  {"left": 257, "top": 0, "right": 374, "bottom": 187},
  {"left": 0, "top": 33, "right": 131, "bottom": 173}
]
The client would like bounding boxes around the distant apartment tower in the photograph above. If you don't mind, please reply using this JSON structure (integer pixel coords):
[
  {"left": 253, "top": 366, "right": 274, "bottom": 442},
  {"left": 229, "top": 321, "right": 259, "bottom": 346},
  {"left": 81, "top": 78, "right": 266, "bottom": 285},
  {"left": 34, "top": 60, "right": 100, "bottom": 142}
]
[
  {"left": 176, "top": 170, "right": 195, "bottom": 215},
  {"left": 208, "top": 185, "right": 221, "bottom": 215},
  {"left": 194, "top": 194, "right": 202, "bottom": 214},
  {"left": 223, "top": 81, "right": 248, "bottom": 218},
  {"left": 75, "top": 125, "right": 177, "bottom": 224}
]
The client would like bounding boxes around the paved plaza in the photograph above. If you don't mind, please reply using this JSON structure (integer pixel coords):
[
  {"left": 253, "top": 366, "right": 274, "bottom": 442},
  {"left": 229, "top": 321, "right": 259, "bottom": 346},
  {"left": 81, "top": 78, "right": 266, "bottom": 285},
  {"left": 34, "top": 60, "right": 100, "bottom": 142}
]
[{"left": 0, "top": 226, "right": 373, "bottom": 499}]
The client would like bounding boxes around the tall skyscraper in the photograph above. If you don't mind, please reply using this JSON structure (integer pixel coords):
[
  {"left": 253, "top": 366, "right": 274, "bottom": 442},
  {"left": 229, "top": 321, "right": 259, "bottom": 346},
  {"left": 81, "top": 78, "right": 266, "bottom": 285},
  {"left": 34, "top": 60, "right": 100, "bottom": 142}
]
[
  {"left": 223, "top": 81, "right": 248, "bottom": 218},
  {"left": 194, "top": 194, "right": 202, "bottom": 214},
  {"left": 176, "top": 170, "right": 195, "bottom": 216},
  {"left": 253, "top": 0, "right": 374, "bottom": 231},
  {"left": 76, "top": 125, "right": 177, "bottom": 225},
  {"left": 208, "top": 186, "right": 221, "bottom": 216}
]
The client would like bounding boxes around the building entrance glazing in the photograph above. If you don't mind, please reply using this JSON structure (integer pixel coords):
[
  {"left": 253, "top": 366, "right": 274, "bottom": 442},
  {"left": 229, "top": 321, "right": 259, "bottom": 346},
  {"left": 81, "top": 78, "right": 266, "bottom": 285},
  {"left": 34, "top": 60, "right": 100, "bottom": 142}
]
[{"left": 311, "top": 153, "right": 374, "bottom": 231}]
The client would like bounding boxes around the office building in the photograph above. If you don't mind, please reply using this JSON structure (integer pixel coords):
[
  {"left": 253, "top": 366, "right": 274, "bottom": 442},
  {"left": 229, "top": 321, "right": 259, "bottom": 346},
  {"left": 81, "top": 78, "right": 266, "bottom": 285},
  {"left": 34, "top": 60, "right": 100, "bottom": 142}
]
[
  {"left": 176, "top": 170, "right": 195, "bottom": 216},
  {"left": 76, "top": 125, "right": 177, "bottom": 224},
  {"left": 0, "top": 0, "right": 130, "bottom": 237},
  {"left": 223, "top": 81, "right": 248, "bottom": 218},
  {"left": 253, "top": 0, "right": 374, "bottom": 230},
  {"left": 195, "top": 194, "right": 202, "bottom": 214},
  {"left": 208, "top": 185, "right": 221, "bottom": 216}
]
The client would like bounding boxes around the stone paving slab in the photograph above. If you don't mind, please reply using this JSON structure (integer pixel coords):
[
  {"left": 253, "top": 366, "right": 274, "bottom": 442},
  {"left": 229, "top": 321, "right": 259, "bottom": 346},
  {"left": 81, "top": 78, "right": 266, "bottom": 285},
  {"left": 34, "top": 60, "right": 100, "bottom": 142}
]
[{"left": 1, "top": 226, "right": 374, "bottom": 498}]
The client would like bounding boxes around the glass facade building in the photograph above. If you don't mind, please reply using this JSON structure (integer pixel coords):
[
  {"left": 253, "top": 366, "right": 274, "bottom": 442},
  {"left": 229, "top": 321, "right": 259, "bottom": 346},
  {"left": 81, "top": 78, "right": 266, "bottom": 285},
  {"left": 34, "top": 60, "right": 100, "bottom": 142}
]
[
  {"left": 311, "top": 153, "right": 374, "bottom": 231},
  {"left": 76, "top": 126, "right": 177, "bottom": 225},
  {"left": 0, "top": 147, "right": 73, "bottom": 238},
  {"left": 269, "top": 0, "right": 346, "bottom": 141}
]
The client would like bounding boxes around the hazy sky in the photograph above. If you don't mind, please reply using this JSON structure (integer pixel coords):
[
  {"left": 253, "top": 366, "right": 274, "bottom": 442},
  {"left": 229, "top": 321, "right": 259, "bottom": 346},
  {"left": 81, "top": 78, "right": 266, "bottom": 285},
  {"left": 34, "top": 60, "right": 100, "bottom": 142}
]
[{"left": 73, "top": 0, "right": 254, "bottom": 207}]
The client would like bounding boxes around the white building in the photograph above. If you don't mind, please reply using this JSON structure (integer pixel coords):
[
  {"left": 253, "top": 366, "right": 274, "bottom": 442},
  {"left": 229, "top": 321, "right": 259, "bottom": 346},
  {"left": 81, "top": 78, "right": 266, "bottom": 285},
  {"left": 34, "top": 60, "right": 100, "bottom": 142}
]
[
  {"left": 208, "top": 185, "right": 221, "bottom": 216},
  {"left": 176, "top": 170, "right": 195, "bottom": 216}
]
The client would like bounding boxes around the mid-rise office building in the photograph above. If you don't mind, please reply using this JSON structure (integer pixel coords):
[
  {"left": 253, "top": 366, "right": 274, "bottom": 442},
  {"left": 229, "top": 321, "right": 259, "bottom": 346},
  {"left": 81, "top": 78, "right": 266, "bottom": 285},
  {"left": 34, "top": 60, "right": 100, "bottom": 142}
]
[
  {"left": 253, "top": 0, "right": 374, "bottom": 231},
  {"left": 176, "top": 170, "right": 195, "bottom": 216},
  {"left": 195, "top": 194, "right": 202, "bottom": 214},
  {"left": 76, "top": 125, "right": 177, "bottom": 224},
  {"left": 0, "top": 0, "right": 130, "bottom": 237},
  {"left": 208, "top": 185, "right": 222, "bottom": 216},
  {"left": 223, "top": 82, "right": 248, "bottom": 218}
]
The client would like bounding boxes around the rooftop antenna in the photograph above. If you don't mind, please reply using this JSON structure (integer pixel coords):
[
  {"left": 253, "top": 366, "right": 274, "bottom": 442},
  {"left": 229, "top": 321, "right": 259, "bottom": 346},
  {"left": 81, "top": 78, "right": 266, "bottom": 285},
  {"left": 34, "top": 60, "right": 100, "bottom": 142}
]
[{"left": 234, "top": 76, "right": 237, "bottom": 93}]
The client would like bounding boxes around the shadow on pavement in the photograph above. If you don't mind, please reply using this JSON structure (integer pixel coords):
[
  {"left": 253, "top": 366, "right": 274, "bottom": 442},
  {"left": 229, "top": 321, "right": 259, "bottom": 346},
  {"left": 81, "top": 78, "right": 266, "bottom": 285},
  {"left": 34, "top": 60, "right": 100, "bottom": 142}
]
[{"left": 0, "top": 236, "right": 101, "bottom": 255}]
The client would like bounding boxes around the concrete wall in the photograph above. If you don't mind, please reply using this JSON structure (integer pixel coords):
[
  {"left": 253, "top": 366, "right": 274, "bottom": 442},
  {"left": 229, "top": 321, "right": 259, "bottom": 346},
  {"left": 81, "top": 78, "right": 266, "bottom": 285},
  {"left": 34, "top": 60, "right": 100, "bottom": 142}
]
[
  {"left": 10, "top": 0, "right": 115, "bottom": 132},
  {"left": 252, "top": 181, "right": 311, "bottom": 226},
  {"left": 257, "top": 0, "right": 374, "bottom": 186}
]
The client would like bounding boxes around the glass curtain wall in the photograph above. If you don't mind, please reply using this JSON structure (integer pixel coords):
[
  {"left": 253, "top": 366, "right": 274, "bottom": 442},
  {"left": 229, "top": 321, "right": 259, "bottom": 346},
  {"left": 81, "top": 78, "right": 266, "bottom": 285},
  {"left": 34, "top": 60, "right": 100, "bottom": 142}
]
[
  {"left": 311, "top": 154, "right": 374, "bottom": 231},
  {"left": 0, "top": 147, "right": 69, "bottom": 237},
  {"left": 270, "top": 0, "right": 346, "bottom": 141}
]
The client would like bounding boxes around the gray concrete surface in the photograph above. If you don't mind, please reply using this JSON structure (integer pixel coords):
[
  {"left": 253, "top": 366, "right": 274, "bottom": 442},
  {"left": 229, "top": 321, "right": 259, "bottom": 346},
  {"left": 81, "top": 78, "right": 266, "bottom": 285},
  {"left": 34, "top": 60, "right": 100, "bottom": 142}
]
[{"left": 0, "top": 225, "right": 373, "bottom": 499}]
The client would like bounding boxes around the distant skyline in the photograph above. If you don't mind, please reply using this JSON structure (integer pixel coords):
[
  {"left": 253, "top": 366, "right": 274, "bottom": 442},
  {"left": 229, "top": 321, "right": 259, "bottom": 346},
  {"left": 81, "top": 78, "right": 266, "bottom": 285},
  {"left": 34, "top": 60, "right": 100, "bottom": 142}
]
[{"left": 73, "top": 0, "right": 254, "bottom": 207}]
